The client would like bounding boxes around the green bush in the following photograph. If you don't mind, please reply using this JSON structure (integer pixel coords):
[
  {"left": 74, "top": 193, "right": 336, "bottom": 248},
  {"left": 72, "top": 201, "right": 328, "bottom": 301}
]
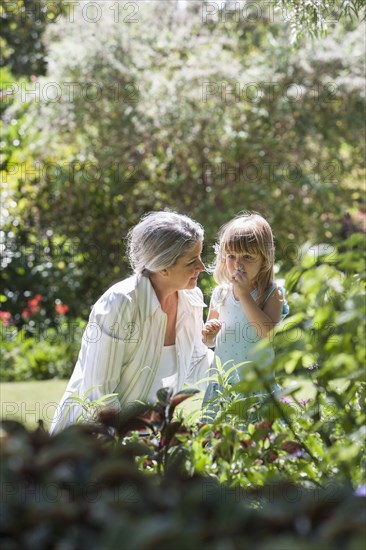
[
  {"left": 192, "top": 235, "right": 365, "bottom": 489},
  {"left": 2, "top": 2, "right": 364, "bottom": 322},
  {"left": 1, "top": 235, "right": 364, "bottom": 547},
  {"left": 1, "top": 388, "right": 365, "bottom": 550},
  {"left": 0, "top": 319, "right": 85, "bottom": 381}
]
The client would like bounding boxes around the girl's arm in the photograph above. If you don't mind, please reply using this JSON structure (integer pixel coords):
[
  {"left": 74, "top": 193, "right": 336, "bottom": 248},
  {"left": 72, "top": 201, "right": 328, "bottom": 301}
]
[
  {"left": 234, "top": 275, "right": 283, "bottom": 339},
  {"left": 202, "top": 307, "right": 222, "bottom": 347}
]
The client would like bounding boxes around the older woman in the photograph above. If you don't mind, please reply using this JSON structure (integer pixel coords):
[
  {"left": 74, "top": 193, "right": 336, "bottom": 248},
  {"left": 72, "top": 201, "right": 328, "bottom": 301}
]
[{"left": 50, "top": 211, "right": 212, "bottom": 433}]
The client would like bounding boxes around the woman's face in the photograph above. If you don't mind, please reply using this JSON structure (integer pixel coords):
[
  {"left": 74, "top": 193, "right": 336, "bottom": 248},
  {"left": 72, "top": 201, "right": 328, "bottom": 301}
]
[{"left": 165, "top": 240, "right": 205, "bottom": 290}]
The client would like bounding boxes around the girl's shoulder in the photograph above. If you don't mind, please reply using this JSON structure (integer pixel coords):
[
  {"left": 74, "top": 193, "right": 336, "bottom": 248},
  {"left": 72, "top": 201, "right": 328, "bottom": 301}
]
[
  {"left": 263, "top": 282, "right": 289, "bottom": 320},
  {"left": 211, "top": 283, "right": 231, "bottom": 310},
  {"left": 263, "top": 281, "right": 285, "bottom": 298}
]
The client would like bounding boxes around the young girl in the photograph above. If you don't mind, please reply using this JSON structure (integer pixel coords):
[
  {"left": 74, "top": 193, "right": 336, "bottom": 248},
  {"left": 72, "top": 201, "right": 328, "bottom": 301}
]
[{"left": 202, "top": 212, "right": 289, "bottom": 422}]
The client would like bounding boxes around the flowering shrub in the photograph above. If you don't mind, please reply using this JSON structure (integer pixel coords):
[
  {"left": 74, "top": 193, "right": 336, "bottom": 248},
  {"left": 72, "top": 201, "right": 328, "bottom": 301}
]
[
  {"left": 54, "top": 303, "right": 70, "bottom": 316},
  {"left": 0, "top": 293, "right": 77, "bottom": 380},
  {"left": 1, "top": 294, "right": 70, "bottom": 329},
  {"left": 0, "top": 311, "right": 12, "bottom": 325},
  {"left": 21, "top": 294, "right": 43, "bottom": 319}
]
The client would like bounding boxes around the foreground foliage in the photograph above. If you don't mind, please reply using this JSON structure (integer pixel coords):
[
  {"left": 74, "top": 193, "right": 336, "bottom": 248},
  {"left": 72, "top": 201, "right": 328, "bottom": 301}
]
[
  {"left": 1, "top": 237, "right": 365, "bottom": 547},
  {"left": 1, "top": 406, "right": 365, "bottom": 550}
]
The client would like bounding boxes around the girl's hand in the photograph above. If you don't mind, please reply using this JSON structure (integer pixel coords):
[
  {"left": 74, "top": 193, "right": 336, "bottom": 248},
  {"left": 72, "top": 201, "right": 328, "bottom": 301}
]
[
  {"left": 231, "top": 268, "right": 251, "bottom": 297},
  {"left": 202, "top": 319, "right": 222, "bottom": 344}
]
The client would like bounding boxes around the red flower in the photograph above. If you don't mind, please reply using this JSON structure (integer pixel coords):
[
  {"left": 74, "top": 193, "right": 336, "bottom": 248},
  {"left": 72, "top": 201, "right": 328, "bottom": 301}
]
[
  {"left": 27, "top": 294, "right": 42, "bottom": 312},
  {"left": 22, "top": 293, "right": 43, "bottom": 319},
  {"left": 55, "top": 304, "right": 70, "bottom": 315},
  {"left": 0, "top": 311, "right": 12, "bottom": 325},
  {"left": 21, "top": 308, "right": 31, "bottom": 319}
]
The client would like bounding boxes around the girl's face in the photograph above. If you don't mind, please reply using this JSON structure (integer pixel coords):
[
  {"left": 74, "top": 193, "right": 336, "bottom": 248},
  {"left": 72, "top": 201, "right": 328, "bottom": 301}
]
[{"left": 225, "top": 249, "right": 263, "bottom": 284}]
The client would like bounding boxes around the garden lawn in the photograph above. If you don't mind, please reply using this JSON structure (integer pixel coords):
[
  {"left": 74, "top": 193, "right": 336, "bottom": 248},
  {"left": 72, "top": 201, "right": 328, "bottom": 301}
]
[
  {"left": 1, "top": 380, "right": 68, "bottom": 430},
  {"left": 0, "top": 380, "right": 204, "bottom": 430},
  {"left": 0, "top": 378, "right": 328, "bottom": 431}
]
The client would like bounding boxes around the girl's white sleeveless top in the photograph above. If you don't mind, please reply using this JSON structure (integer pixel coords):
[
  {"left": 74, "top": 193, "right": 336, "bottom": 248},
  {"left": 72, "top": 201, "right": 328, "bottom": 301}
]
[
  {"left": 211, "top": 287, "right": 275, "bottom": 384},
  {"left": 147, "top": 345, "right": 178, "bottom": 402}
]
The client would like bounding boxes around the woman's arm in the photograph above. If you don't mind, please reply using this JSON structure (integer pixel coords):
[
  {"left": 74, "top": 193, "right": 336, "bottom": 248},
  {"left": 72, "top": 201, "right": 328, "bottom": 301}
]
[{"left": 50, "top": 289, "right": 134, "bottom": 433}]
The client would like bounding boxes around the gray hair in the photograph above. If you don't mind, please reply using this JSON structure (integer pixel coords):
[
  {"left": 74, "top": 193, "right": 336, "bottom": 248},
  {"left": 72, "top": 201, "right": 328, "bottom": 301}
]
[{"left": 127, "top": 211, "right": 204, "bottom": 276}]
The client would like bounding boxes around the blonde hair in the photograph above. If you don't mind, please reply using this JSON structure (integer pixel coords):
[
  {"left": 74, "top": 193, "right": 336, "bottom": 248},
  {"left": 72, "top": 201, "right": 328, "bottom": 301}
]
[{"left": 213, "top": 212, "right": 275, "bottom": 305}]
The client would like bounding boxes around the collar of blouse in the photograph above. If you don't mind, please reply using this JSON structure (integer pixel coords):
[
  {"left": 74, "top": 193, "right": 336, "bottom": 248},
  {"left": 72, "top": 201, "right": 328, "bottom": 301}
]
[{"left": 135, "top": 274, "right": 206, "bottom": 320}]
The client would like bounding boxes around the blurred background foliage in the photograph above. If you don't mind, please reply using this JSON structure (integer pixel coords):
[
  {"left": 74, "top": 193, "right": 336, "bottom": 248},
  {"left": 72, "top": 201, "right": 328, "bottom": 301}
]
[
  {"left": 1, "top": 5, "right": 365, "bottom": 547},
  {"left": 0, "top": 0, "right": 365, "bottom": 376}
]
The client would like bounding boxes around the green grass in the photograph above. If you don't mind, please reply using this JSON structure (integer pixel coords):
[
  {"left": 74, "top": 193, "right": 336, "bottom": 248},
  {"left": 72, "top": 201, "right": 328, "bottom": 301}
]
[
  {"left": 0, "top": 380, "right": 204, "bottom": 430},
  {"left": 1, "top": 379, "right": 68, "bottom": 429},
  {"left": 1, "top": 377, "right": 333, "bottom": 431}
]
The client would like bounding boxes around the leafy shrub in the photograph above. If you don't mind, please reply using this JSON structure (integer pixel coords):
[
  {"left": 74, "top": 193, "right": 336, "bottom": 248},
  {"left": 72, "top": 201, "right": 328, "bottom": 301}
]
[
  {"left": 1, "top": 391, "right": 365, "bottom": 550},
  {"left": 2, "top": 2, "right": 364, "bottom": 322},
  {"left": 1, "top": 235, "right": 364, "bottom": 547},
  {"left": 192, "top": 235, "right": 365, "bottom": 489},
  {"left": 0, "top": 318, "right": 85, "bottom": 381}
]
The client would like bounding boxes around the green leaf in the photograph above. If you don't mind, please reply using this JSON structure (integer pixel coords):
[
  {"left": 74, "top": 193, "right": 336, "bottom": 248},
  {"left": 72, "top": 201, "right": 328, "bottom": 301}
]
[
  {"left": 283, "top": 350, "right": 303, "bottom": 374},
  {"left": 215, "top": 396, "right": 261, "bottom": 422},
  {"left": 275, "top": 313, "right": 306, "bottom": 335},
  {"left": 157, "top": 387, "right": 174, "bottom": 405}
]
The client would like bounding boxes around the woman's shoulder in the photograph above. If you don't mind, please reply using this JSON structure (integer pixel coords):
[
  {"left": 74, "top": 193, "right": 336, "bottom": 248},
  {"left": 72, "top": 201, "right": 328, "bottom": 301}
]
[
  {"left": 92, "top": 275, "right": 138, "bottom": 317},
  {"left": 98, "top": 275, "right": 137, "bottom": 301},
  {"left": 106, "top": 275, "right": 138, "bottom": 298}
]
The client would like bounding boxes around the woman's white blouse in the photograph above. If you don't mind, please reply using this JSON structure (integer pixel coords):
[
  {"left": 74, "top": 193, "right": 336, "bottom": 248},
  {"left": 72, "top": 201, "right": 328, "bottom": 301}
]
[
  {"left": 147, "top": 345, "right": 178, "bottom": 402},
  {"left": 50, "top": 275, "right": 212, "bottom": 433}
]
